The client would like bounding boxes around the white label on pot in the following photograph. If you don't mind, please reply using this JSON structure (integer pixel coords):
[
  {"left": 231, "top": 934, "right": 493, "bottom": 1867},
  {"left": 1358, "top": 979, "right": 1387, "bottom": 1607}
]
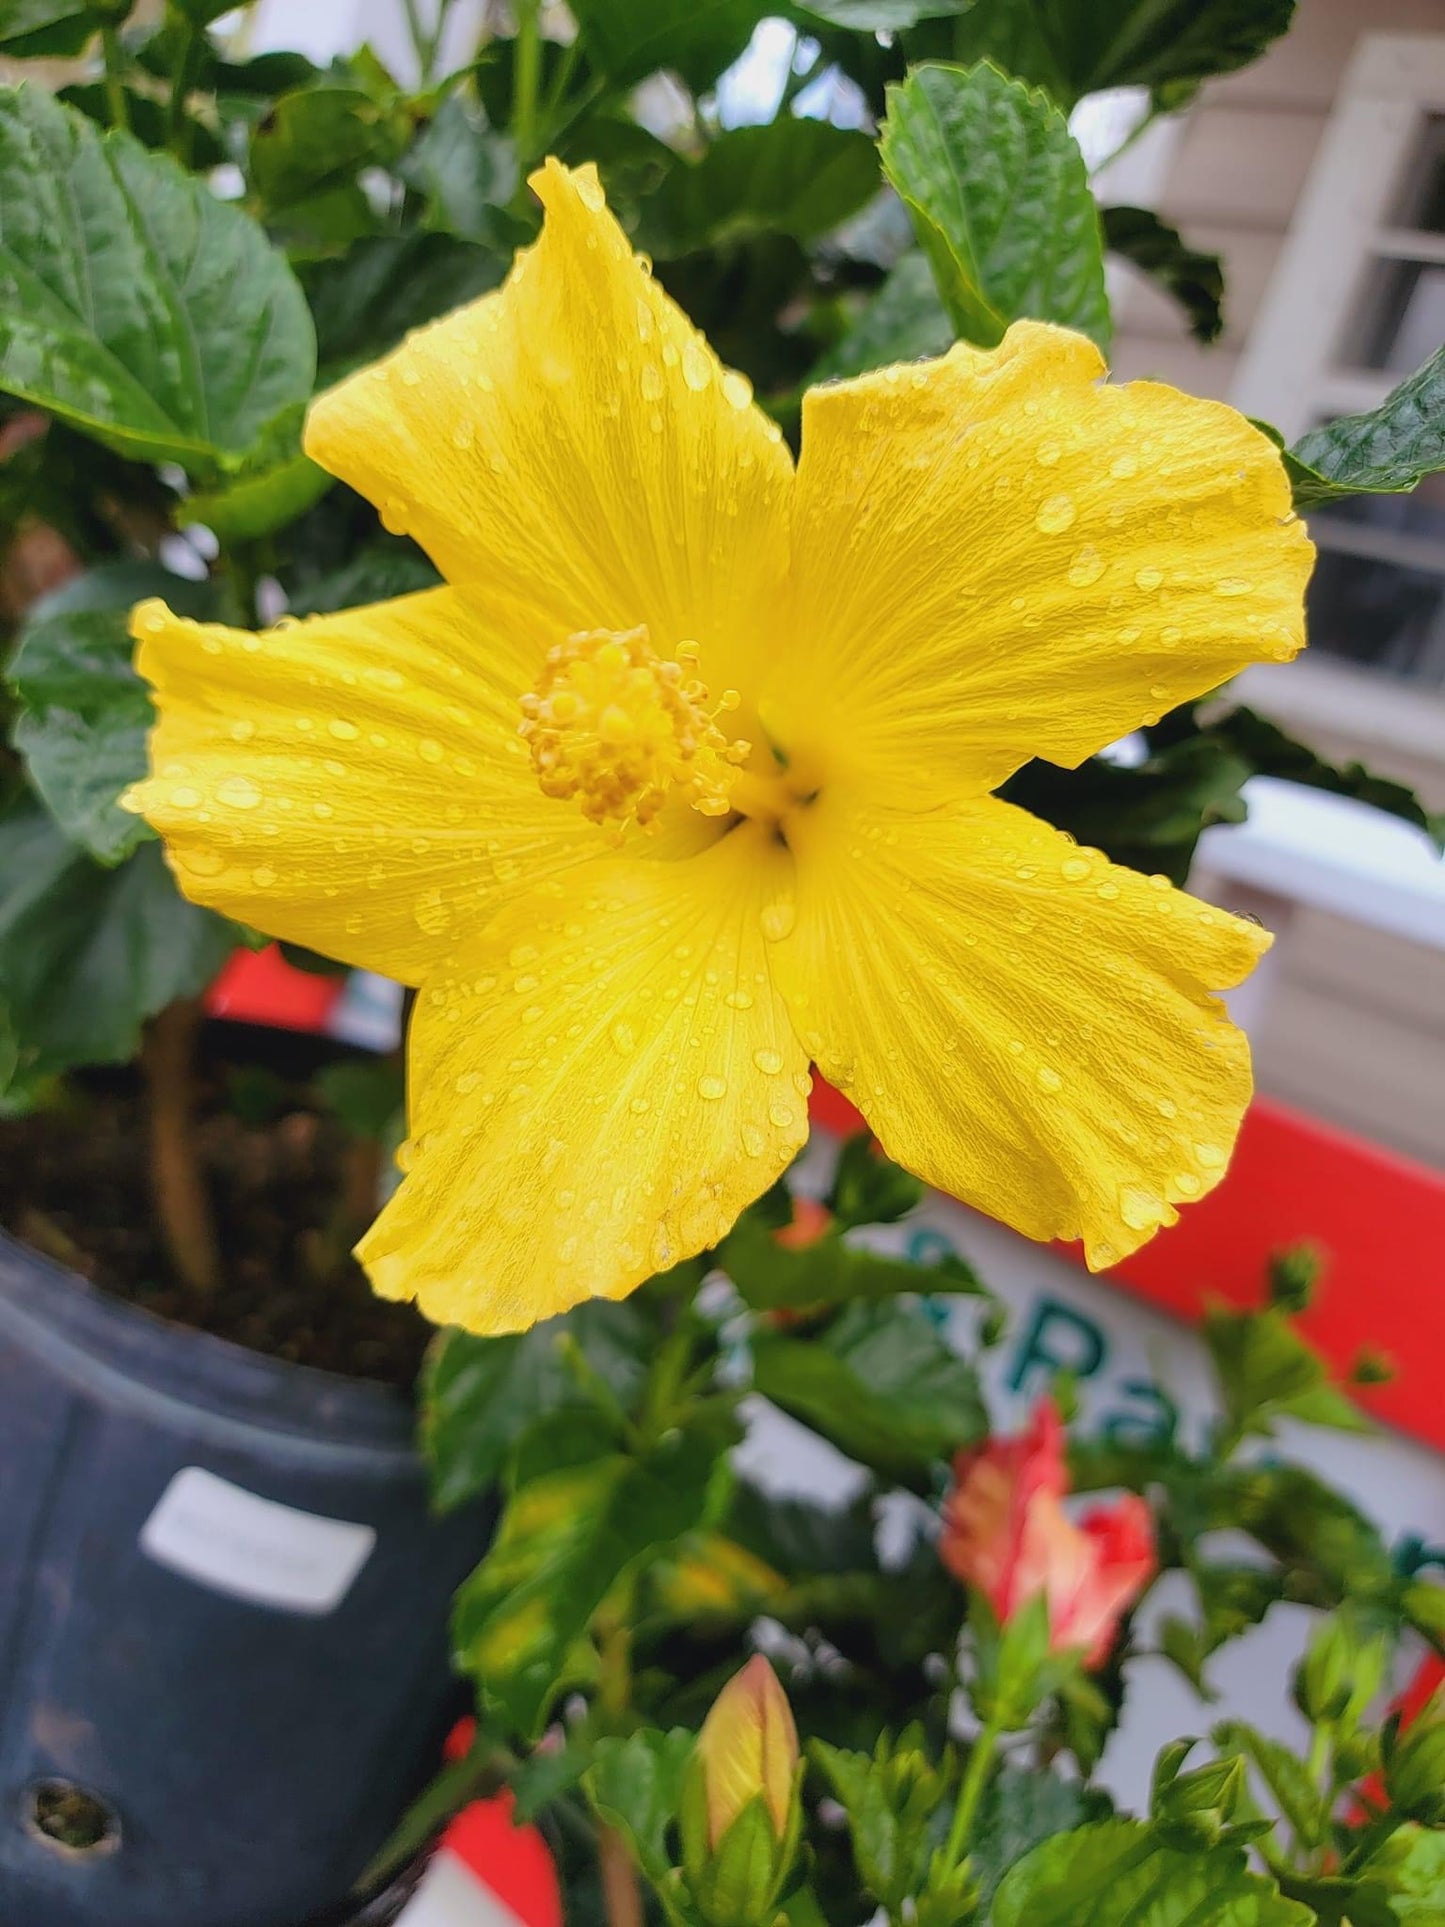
[{"left": 139, "top": 1467, "right": 376, "bottom": 1616}]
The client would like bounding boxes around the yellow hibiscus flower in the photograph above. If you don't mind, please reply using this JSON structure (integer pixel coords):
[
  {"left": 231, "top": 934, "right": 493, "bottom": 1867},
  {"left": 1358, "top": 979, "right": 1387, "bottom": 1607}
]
[{"left": 127, "top": 160, "right": 1312, "bottom": 1336}]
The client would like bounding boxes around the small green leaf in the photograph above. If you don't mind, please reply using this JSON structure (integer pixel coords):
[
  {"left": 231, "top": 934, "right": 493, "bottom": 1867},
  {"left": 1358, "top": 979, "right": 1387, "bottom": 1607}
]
[
  {"left": 798, "top": 1, "right": 966, "bottom": 24},
  {"left": 249, "top": 84, "right": 409, "bottom": 214},
  {"left": 642, "top": 120, "right": 881, "bottom": 257},
  {"left": 185, "top": 404, "right": 332, "bottom": 544},
  {"left": 1371, "top": 1826, "right": 1445, "bottom": 1924},
  {"left": 1102, "top": 206, "right": 1223, "bottom": 345},
  {"left": 453, "top": 1417, "right": 732, "bottom": 1737},
  {"left": 8, "top": 562, "right": 212, "bottom": 863},
  {"left": 568, "top": 0, "right": 771, "bottom": 90},
  {"left": 1287, "top": 347, "right": 1445, "bottom": 505},
  {"left": 0, "top": 790, "right": 236, "bottom": 1087},
  {"left": 586, "top": 1728, "right": 695, "bottom": 1890},
  {"left": 422, "top": 1299, "right": 654, "bottom": 1512},
  {"left": 810, "top": 252, "right": 953, "bottom": 384},
  {"left": 1403, "top": 1579, "right": 1445, "bottom": 1653},
  {"left": 303, "top": 231, "right": 508, "bottom": 381},
  {"left": 723, "top": 1212, "right": 982, "bottom": 1314},
  {"left": 1205, "top": 1305, "right": 1371, "bottom": 1443},
  {"left": 1212, "top": 1722, "right": 1327, "bottom": 1850},
  {"left": 942, "top": 0, "right": 1295, "bottom": 110},
  {"left": 0, "top": 85, "right": 315, "bottom": 470},
  {"left": 752, "top": 1299, "right": 986, "bottom": 1487},
  {"left": 0, "top": 0, "right": 95, "bottom": 57},
  {"left": 879, "top": 62, "right": 1109, "bottom": 349},
  {"left": 992, "top": 1817, "right": 1314, "bottom": 1927},
  {"left": 398, "top": 93, "right": 520, "bottom": 245}
]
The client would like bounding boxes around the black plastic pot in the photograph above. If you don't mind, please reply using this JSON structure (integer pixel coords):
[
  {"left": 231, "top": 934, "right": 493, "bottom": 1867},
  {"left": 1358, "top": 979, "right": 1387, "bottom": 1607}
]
[{"left": 0, "top": 1232, "right": 492, "bottom": 1927}]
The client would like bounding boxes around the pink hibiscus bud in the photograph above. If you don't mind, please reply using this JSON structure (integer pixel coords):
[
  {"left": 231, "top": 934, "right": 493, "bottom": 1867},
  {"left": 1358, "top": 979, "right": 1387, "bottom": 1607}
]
[{"left": 940, "top": 1399, "right": 1156, "bottom": 1668}]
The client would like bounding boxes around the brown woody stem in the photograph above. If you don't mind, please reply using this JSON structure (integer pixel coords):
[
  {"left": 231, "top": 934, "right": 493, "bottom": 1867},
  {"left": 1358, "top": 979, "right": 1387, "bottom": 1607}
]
[
  {"left": 597, "top": 1829, "right": 644, "bottom": 1927},
  {"left": 142, "top": 998, "right": 222, "bottom": 1298}
]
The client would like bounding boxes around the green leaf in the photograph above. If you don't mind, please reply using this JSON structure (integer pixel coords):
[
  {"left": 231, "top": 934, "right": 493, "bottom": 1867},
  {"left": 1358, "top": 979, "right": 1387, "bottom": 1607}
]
[
  {"left": 1209, "top": 705, "right": 1445, "bottom": 849},
  {"left": 752, "top": 1299, "right": 986, "bottom": 1488},
  {"left": 1403, "top": 1580, "right": 1445, "bottom": 1653},
  {"left": 0, "top": 791, "right": 235, "bottom": 1086},
  {"left": 57, "top": 84, "right": 226, "bottom": 168},
  {"left": 879, "top": 62, "right": 1109, "bottom": 350},
  {"left": 970, "top": 1768, "right": 1103, "bottom": 1907},
  {"left": 1373, "top": 1827, "right": 1445, "bottom": 1925},
  {"left": 827, "top": 1133, "right": 926, "bottom": 1229},
  {"left": 586, "top": 1728, "right": 694, "bottom": 1890},
  {"left": 184, "top": 404, "right": 332, "bottom": 543},
  {"left": 314, "top": 1056, "right": 404, "bottom": 1142},
  {"left": 354, "top": 1725, "right": 504, "bottom": 1893},
  {"left": 1211, "top": 1721, "right": 1327, "bottom": 1851},
  {"left": 1287, "top": 347, "right": 1445, "bottom": 505},
  {"left": 992, "top": 1817, "right": 1314, "bottom": 1927},
  {"left": 942, "top": 0, "right": 1295, "bottom": 110},
  {"left": 0, "top": 0, "right": 95, "bottom": 56},
  {"left": 8, "top": 562, "right": 212, "bottom": 863},
  {"left": 1226, "top": 1463, "right": 1395, "bottom": 1605},
  {"left": 810, "top": 1730, "right": 952, "bottom": 1911},
  {"left": 302, "top": 231, "right": 507, "bottom": 380},
  {"left": 422, "top": 1299, "right": 654, "bottom": 1512},
  {"left": 0, "top": 85, "right": 315, "bottom": 470},
  {"left": 1204, "top": 1305, "right": 1371, "bottom": 1443},
  {"left": 810, "top": 251, "right": 953, "bottom": 384},
  {"left": 1102, "top": 205, "right": 1223, "bottom": 345},
  {"left": 798, "top": 1, "right": 966, "bottom": 24},
  {"left": 398, "top": 93, "right": 520, "bottom": 245},
  {"left": 642, "top": 120, "right": 881, "bottom": 257},
  {"left": 249, "top": 84, "right": 409, "bottom": 213},
  {"left": 284, "top": 539, "right": 441, "bottom": 619},
  {"left": 568, "top": 0, "right": 771, "bottom": 90},
  {"left": 453, "top": 1417, "right": 731, "bottom": 1738},
  {"left": 722, "top": 1212, "right": 982, "bottom": 1314}
]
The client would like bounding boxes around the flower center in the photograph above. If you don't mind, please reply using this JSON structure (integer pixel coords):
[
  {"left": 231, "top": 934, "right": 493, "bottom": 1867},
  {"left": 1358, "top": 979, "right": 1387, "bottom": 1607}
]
[{"left": 520, "top": 627, "right": 751, "bottom": 832}]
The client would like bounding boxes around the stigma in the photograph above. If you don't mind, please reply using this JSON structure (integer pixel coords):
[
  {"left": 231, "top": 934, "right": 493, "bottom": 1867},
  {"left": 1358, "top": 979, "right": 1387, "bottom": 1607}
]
[{"left": 519, "top": 627, "right": 750, "bottom": 832}]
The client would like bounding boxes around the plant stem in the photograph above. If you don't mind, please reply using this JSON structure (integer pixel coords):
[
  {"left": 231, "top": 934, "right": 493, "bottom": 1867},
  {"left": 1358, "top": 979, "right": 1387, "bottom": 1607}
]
[
  {"left": 1340, "top": 1810, "right": 1406, "bottom": 1876},
  {"left": 142, "top": 999, "right": 223, "bottom": 1299},
  {"left": 511, "top": 0, "right": 542, "bottom": 163},
  {"left": 100, "top": 26, "right": 130, "bottom": 132},
  {"left": 165, "top": 17, "right": 201, "bottom": 165},
  {"left": 943, "top": 1714, "right": 1003, "bottom": 1871},
  {"left": 596, "top": 1618, "right": 644, "bottom": 1927}
]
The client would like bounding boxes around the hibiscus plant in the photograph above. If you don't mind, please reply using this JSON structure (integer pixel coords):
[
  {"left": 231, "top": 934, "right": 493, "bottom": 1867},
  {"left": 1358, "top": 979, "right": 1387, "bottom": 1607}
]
[{"left": 1, "top": 0, "right": 1444, "bottom": 1921}]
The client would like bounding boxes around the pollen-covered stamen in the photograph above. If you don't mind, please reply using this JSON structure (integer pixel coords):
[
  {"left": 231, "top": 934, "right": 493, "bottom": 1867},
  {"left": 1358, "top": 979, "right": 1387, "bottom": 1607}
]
[{"left": 519, "top": 627, "right": 751, "bottom": 832}]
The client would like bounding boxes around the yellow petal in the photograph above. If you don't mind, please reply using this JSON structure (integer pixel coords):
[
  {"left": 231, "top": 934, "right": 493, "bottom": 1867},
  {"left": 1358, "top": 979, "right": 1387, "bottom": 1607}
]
[
  {"left": 304, "top": 160, "right": 793, "bottom": 712},
  {"left": 358, "top": 823, "right": 810, "bottom": 1332},
  {"left": 766, "top": 321, "right": 1312, "bottom": 802},
  {"left": 774, "top": 785, "right": 1267, "bottom": 1267},
  {"left": 129, "top": 588, "right": 601, "bottom": 985}
]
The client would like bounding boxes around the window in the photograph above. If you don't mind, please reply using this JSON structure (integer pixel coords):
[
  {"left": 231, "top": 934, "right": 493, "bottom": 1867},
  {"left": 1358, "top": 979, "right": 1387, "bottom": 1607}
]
[{"left": 1232, "top": 36, "right": 1445, "bottom": 692}]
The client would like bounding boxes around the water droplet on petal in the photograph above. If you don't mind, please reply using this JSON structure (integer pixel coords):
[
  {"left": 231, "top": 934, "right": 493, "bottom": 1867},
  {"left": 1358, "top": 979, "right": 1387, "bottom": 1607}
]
[
  {"left": 1194, "top": 1141, "right": 1225, "bottom": 1169},
  {"left": 681, "top": 340, "right": 712, "bottom": 391},
  {"left": 216, "top": 775, "right": 262, "bottom": 810},
  {"left": 753, "top": 1047, "right": 784, "bottom": 1075},
  {"left": 697, "top": 1073, "right": 727, "bottom": 1100},
  {"left": 1061, "top": 856, "right": 1091, "bottom": 881},
  {"left": 721, "top": 369, "right": 753, "bottom": 410},
  {"left": 1135, "top": 566, "right": 1163, "bottom": 592},
  {"left": 418, "top": 737, "right": 445, "bottom": 763},
  {"left": 760, "top": 900, "right": 795, "bottom": 941},
  {"left": 1067, "top": 545, "right": 1105, "bottom": 588},
  {"left": 611, "top": 1020, "right": 636, "bottom": 1054},
  {"left": 1035, "top": 492, "right": 1076, "bottom": 534},
  {"left": 1119, "top": 1184, "right": 1165, "bottom": 1231},
  {"left": 575, "top": 170, "right": 606, "bottom": 212},
  {"left": 1036, "top": 1066, "right": 1063, "bottom": 1093}
]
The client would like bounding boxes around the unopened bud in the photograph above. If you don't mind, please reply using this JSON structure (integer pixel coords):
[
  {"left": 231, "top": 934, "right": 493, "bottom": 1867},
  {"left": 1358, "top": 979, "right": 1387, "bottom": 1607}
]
[
  {"left": 695, "top": 1656, "right": 798, "bottom": 1845},
  {"left": 1267, "top": 1243, "right": 1323, "bottom": 1312}
]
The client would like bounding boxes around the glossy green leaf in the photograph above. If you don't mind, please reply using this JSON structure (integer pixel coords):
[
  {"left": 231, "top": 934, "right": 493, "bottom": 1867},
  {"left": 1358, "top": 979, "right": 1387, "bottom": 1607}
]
[
  {"left": 568, "top": 0, "right": 771, "bottom": 90},
  {"left": 284, "top": 540, "right": 441, "bottom": 619},
  {"left": 0, "top": 86, "right": 315, "bottom": 470},
  {"left": 942, "top": 0, "right": 1295, "bottom": 109},
  {"left": 992, "top": 1818, "right": 1313, "bottom": 1927},
  {"left": 8, "top": 562, "right": 212, "bottom": 863},
  {"left": 57, "top": 84, "right": 226, "bottom": 167},
  {"left": 422, "top": 1300, "right": 654, "bottom": 1512},
  {"left": 1102, "top": 205, "right": 1223, "bottom": 345},
  {"left": 0, "top": 790, "right": 236, "bottom": 1088},
  {"left": 810, "top": 252, "right": 953, "bottom": 384},
  {"left": 970, "top": 1768, "right": 1100, "bottom": 1908},
  {"left": 879, "top": 62, "right": 1109, "bottom": 349},
  {"left": 398, "top": 92, "right": 519, "bottom": 244},
  {"left": 453, "top": 1418, "right": 730, "bottom": 1737},
  {"left": 811, "top": 1730, "right": 952, "bottom": 1911},
  {"left": 586, "top": 1728, "right": 694, "bottom": 1890},
  {"left": 643, "top": 120, "right": 881, "bottom": 257},
  {"left": 249, "top": 84, "right": 409, "bottom": 213},
  {"left": 302, "top": 231, "right": 508, "bottom": 380},
  {"left": 1287, "top": 347, "right": 1445, "bottom": 505},
  {"left": 722, "top": 1212, "right": 982, "bottom": 1314},
  {"left": 1372, "top": 1826, "right": 1445, "bottom": 1925},
  {"left": 751, "top": 1300, "right": 986, "bottom": 1487}
]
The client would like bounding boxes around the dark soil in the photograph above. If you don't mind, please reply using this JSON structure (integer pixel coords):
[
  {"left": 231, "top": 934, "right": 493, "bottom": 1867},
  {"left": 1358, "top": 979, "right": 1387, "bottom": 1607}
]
[{"left": 0, "top": 1036, "right": 430, "bottom": 1389}]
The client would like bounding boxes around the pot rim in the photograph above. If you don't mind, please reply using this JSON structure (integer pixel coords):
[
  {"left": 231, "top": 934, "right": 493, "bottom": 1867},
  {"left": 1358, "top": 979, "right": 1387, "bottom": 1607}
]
[{"left": 0, "top": 1228, "right": 424, "bottom": 1467}]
